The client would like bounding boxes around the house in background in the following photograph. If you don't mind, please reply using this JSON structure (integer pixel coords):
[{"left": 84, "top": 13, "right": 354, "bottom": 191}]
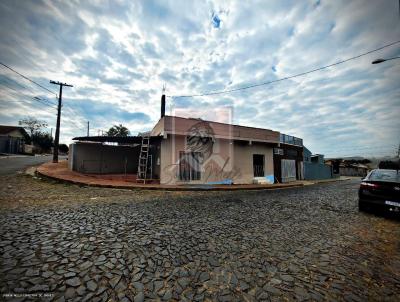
[
  {"left": 273, "top": 134, "right": 304, "bottom": 183},
  {"left": 303, "top": 148, "right": 336, "bottom": 180},
  {"left": 325, "top": 159, "right": 369, "bottom": 177},
  {"left": 339, "top": 162, "right": 368, "bottom": 177},
  {"left": 0, "top": 125, "right": 28, "bottom": 154}
]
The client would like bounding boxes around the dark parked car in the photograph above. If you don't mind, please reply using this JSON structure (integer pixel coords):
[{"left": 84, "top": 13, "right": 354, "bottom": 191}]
[{"left": 359, "top": 169, "right": 400, "bottom": 213}]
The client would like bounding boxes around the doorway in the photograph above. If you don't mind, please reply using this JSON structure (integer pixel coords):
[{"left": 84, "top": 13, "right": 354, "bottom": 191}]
[{"left": 253, "top": 154, "right": 265, "bottom": 177}]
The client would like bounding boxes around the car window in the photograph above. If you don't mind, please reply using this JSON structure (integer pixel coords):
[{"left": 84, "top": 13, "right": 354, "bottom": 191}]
[{"left": 369, "top": 170, "right": 400, "bottom": 183}]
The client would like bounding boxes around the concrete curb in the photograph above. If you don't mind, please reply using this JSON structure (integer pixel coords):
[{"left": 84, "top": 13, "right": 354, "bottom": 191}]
[
  {"left": 35, "top": 169, "right": 306, "bottom": 191},
  {"left": 35, "top": 164, "right": 350, "bottom": 192}
]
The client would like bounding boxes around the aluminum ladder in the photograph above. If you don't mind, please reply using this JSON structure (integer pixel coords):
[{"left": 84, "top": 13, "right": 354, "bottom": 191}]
[{"left": 136, "top": 136, "right": 150, "bottom": 184}]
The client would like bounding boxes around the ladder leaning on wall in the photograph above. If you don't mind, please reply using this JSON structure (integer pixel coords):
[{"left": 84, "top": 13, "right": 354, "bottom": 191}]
[{"left": 136, "top": 135, "right": 150, "bottom": 184}]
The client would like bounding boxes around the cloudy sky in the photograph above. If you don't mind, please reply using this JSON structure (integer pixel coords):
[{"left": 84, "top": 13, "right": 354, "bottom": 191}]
[{"left": 0, "top": 0, "right": 399, "bottom": 157}]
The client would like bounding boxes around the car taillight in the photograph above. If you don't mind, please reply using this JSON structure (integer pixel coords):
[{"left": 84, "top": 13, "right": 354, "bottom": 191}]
[{"left": 360, "top": 182, "right": 379, "bottom": 189}]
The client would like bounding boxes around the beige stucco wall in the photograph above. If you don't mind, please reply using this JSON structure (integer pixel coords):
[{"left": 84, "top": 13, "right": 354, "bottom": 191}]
[
  {"left": 232, "top": 141, "right": 274, "bottom": 184},
  {"left": 159, "top": 135, "right": 274, "bottom": 185},
  {"left": 6, "top": 129, "right": 25, "bottom": 138}
]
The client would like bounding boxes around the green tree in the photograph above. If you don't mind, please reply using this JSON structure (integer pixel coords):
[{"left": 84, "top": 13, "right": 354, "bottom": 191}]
[
  {"left": 32, "top": 132, "right": 53, "bottom": 152},
  {"left": 107, "top": 124, "right": 130, "bottom": 137},
  {"left": 58, "top": 144, "right": 69, "bottom": 154},
  {"left": 18, "top": 116, "right": 48, "bottom": 138},
  {"left": 378, "top": 160, "right": 399, "bottom": 169}
]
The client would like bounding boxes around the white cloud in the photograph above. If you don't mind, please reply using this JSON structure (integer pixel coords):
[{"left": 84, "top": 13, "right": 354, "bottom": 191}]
[{"left": 0, "top": 0, "right": 399, "bottom": 157}]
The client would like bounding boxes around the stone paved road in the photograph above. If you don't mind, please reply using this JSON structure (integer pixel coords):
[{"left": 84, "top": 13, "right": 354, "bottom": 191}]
[{"left": 0, "top": 174, "right": 399, "bottom": 301}]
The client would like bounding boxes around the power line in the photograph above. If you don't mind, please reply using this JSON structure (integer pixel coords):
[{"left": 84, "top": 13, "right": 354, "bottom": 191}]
[
  {"left": 169, "top": 40, "right": 400, "bottom": 98},
  {"left": 0, "top": 98, "right": 57, "bottom": 113},
  {"left": 0, "top": 69, "right": 58, "bottom": 106},
  {"left": 63, "top": 103, "right": 88, "bottom": 129},
  {"left": 0, "top": 81, "right": 57, "bottom": 109},
  {"left": 0, "top": 61, "right": 57, "bottom": 96}
]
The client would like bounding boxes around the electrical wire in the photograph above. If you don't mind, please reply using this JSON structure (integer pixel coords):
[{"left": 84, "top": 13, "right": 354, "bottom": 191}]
[
  {"left": 169, "top": 40, "right": 400, "bottom": 98},
  {"left": 0, "top": 61, "right": 57, "bottom": 96},
  {"left": 0, "top": 70, "right": 58, "bottom": 106},
  {"left": 1, "top": 75, "right": 87, "bottom": 128},
  {"left": 63, "top": 103, "right": 88, "bottom": 128},
  {"left": 0, "top": 81, "right": 57, "bottom": 109}
]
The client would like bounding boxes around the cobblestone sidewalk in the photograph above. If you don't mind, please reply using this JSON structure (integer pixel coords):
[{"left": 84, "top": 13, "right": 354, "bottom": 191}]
[{"left": 0, "top": 174, "right": 399, "bottom": 301}]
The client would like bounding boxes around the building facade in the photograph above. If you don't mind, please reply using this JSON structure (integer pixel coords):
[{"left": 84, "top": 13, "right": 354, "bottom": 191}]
[
  {"left": 70, "top": 115, "right": 282, "bottom": 185},
  {"left": 273, "top": 134, "right": 304, "bottom": 183},
  {"left": 150, "top": 116, "right": 279, "bottom": 185},
  {"left": 0, "top": 125, "right": 27, "bottom": 154}
]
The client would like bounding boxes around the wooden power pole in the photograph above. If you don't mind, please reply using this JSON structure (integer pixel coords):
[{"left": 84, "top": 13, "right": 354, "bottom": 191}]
[{"left": 50, "top": 80, "right": 73, "bottom": 163}]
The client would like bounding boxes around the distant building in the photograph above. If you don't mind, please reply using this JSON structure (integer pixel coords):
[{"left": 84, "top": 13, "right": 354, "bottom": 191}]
[
  {"left": 303, "top": 149, "right": 335, "bottom": 180},
  {"left": 0, "top": 125, "right": 27, "bottom": 154},
  {"left": 325, "top": 159, "right": 369, "bottom": 177},
  {"left": 339, "top": 163, "right": 369, "bottom": 177}
]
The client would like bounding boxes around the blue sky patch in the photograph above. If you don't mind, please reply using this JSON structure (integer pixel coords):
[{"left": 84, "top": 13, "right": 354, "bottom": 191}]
[{"left": 212, "top": 13, "right": 221, "bottom": 28}]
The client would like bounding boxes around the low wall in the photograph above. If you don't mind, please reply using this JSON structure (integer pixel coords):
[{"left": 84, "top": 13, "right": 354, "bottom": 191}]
[
  {"left": 70, "top": 143, "right": 140, "bottom": 174},
  {"left": 339, "top": 167, "right": 368, "bottom": 177},
  {"left": 304, "top": 162, "right": 334, "bottom": 180}
]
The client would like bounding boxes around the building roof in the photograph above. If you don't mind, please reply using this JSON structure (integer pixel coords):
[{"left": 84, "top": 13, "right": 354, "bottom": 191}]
[
  {"left": 72, "top": 135, "right": 162, "bottom": 144},
  {"left": 0, "top": 125, "right": 28, "bottom": 136},
  {"left": 151, "top": 115, "right": 280, "bottom": 144}
]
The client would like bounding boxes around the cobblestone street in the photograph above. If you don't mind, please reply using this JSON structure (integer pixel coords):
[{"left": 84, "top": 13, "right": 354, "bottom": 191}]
[{"left": 0, "top": 174, "right": 399, "bottom": 301}]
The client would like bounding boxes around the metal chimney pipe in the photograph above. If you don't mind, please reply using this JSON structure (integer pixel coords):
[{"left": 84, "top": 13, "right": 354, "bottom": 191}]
[{"left": 161, "top": 94, "right": 166, "bottom": 118}]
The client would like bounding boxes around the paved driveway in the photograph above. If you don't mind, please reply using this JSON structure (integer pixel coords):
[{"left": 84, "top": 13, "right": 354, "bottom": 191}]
[{"left": 0, "top": 175, "right": 399, "bottom": 301}]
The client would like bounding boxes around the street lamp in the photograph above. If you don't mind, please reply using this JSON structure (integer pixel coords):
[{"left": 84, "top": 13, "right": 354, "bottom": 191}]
[
  {"left": 371, "top": 56, "right": 400, "bottom": 64},
  {"left": 371, "top": 55, "right": 400, "bottom": 170}
]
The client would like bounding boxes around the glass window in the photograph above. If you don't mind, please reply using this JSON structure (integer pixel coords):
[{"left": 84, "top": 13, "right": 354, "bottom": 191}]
[
  {"left": 369, "top": 170, "right": 400, "bottom": 183},
  {"left": 179, "top": 152, "right": 201, "bottom": 181}
]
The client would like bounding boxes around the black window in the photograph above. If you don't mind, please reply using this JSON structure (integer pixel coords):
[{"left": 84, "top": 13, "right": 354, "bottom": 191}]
[
  {"left": 253, "top": 154, "right": 265, "bottom": 177},
  {"left": 179, "top": 152, "right": 201, "bottom": 181},
  {"left": 286, "top": 149, "right": 298, "bottom": 157}
]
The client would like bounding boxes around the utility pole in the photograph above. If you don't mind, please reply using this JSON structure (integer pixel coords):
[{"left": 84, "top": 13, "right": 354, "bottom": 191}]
[
  {"left": 87, "top": 121, "right": 90, "bottom": 137},
  {"left": 50, "top": 80, "right": 73, "bottom": 163},
  {"left": 50, "top": 128, "right": 53, "bottom": 138}
]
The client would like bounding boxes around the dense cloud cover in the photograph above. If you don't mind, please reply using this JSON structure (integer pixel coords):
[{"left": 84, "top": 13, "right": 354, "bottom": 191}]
[{"left": 0, "top": 0, "right": 399, "bottom": 157}]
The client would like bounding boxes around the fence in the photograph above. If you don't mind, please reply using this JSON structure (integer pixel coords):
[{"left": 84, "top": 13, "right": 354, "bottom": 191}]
[
  {"left": 71, "top": 143, "right": 141, "bottom": 174},
  {"left": 280, "top": 134, "right": 303, "bottom": 146},
  {"left": 304, "top": 162, "right": 334, "bottom": 180},
  {"left": 282, "top": 159, "right": 296, "bottom": 182}
]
